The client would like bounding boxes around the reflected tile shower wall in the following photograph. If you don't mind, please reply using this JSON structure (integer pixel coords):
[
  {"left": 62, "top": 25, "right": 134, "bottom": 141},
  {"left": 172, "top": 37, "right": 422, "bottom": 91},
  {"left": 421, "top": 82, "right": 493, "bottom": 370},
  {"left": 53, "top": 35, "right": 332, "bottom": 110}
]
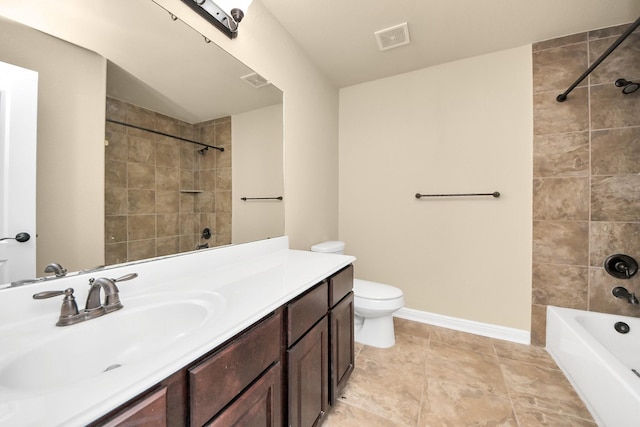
[
  {"left": 104, "top": 98, "right": 232, "bottom": 265},
  {"left": 531, "top": 23, "right": 640, "bottom": 345}
]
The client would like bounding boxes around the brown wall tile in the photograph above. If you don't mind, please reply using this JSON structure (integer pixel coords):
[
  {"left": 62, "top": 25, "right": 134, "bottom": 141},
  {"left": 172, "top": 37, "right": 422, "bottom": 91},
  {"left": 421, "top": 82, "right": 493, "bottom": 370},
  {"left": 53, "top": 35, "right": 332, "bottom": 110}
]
[
  {"left": 105, "top": 242, "right": 127, "bottom": 265},
  {"left": 104, "top": 98, "right": 232, "bottom": 266},
  {"left": 105, "top": 127, "right": 128, "bottom": 162},
  {"left": 105, "top": 187, "right": 127, "bottom": 215},
  {"left": 532, "top": 263, "right": 588, "bottom": 309},
  {"left": 105, "top": 215, "right": 127, "bottom": 244},
  {"left": 128, "top": 215, "right": 156, "bottom": 241},
  {"left": 156, "top": 167, "right": 180, "bottom": 191},
  {"left": 592, "top": 128, "right": 640, "bottom": 175},
  {"left": 533, "top": 132, "right": 589, "bottom": 178},
  {"left": 128, "top": 189, "right": 155, "bottom": 214},
  {"left": 128, "top": 163, "right": 155, "bottom": 189},
  {"left": 591, "top": 175, "right": 640, "bottom": 222},
  {"left": 157, "top": 214, "right": 179, "bottom": 237},
  {"left": 156, "top": 141, "right": 180, "bottom": 168},
  {"left": 128, "top": 239, "right": 156, "bottom": 261},
  {"left": 530, "top": 304, "right": 547, "bottom": 347},
  {"left": 106, "top": 160, "right": 127, "bottom": 188},
  {"left": 532, "top": 220, "right": 588, "bottom": 265},
  {"left": 533, "top": 88, "right": 589, "bottom": 135},
  {"left": 157, "top": 236, "right": 180, "bottom": 257},
  {"left": 532, "top": 43, "right": 588, "bottom": 93},
  {"left": 128, "top": 136, "right": 156, "bottom": 164},
  {"left": 532, "top": 178, "right": 589, "bottom": 220},
  {"left": 591, "top": 83, "right": 640, "bottom": 130}
]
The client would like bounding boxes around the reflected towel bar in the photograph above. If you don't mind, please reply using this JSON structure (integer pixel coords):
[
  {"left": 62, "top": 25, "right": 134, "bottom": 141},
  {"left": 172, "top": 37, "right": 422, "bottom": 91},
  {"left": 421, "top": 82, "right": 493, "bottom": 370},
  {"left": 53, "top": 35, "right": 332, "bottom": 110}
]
[
  {"left": 415, "top": 192, "right": 500, "bottom": 199},
  {"left": 241, "top": 196, "right": 283, "bottom": 201},
  {"left": 106, "top": 119, "right": 224, "bottom": 152}
]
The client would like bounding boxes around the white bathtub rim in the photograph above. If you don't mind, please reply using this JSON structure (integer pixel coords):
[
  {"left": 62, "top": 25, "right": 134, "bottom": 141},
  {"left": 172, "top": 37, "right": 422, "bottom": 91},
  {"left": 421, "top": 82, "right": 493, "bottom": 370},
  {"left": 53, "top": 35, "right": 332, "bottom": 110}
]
[{"left": 547, "top": 306, "right": 640, "bottom": 427}]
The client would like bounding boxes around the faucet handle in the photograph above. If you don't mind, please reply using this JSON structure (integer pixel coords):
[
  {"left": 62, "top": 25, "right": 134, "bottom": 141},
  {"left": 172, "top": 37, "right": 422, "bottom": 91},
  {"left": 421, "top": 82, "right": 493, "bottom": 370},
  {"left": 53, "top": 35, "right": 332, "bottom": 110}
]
[
  {"left": 113, "top": 273, "right": 138, "bottom": 282},
  {"left": 33, "top": 288, "right": 82, "bottom": 326}
]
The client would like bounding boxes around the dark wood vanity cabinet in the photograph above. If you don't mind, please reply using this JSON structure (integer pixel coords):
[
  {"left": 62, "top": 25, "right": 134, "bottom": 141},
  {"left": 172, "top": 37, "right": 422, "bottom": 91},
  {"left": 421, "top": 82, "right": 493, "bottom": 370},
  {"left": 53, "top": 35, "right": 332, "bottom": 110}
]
[
  {"left": 91, "top": 265, "right": 354, "bottom": 427},
  {"left": 285, "top": 264, "right": 355, "bottom": 426}
]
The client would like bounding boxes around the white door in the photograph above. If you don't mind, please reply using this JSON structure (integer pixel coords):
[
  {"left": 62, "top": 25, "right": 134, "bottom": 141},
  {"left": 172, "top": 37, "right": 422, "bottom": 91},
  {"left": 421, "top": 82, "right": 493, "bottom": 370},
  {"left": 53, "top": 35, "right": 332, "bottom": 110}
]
[{"left": 0, "top": 60, "right": 38, "bottom": 285}]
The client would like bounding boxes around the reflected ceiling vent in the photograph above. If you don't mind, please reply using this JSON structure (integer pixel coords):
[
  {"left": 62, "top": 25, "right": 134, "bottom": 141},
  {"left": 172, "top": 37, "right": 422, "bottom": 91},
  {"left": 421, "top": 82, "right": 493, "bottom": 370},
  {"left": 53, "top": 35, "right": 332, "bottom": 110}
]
[
  {"left": 374, "top": 22, "right": 411, "bottom": 51},
  {"left": 240, "top": 72, "right": 270, "bottom": 88}
]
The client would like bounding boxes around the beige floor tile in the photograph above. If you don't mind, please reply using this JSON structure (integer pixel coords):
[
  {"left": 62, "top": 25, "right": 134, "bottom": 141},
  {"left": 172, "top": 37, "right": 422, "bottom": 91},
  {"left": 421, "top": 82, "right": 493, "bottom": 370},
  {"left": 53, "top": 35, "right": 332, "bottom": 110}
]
[
  {"left": 493, "top": 340, "right": 559, "bottom": 370},
  {"left": 418, "top": 379, "right": 517, "bottom": 427},
  {"left": 394, "top": 317, "right": 432, "bottom": 339},
  {"left": 500, "top": 359, "right": 592, "bottom": 420},
  {"left": 359, "top": 334, "right": 428, "bottom": 376},
  {"left": 338, "top": 355, "right": 422, "bottom": 427},
  {"left": 323, "top": 401, "right": 402, "bottom": 427},
  {"left": 513, "top": 403, "right": 597, "bottom": 426},
  {"left": 427, "top": 340, "right": 509, "bottom": 396},
  {"left": 428, "top": 326, "right": 496, "bottom": 355}
]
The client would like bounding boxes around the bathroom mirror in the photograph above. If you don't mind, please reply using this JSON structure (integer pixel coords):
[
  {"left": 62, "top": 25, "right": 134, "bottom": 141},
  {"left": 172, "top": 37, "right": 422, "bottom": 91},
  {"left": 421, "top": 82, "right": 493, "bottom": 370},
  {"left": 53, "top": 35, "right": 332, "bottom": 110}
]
[{"left": 0, "top": 0, "right": 284, "bottom": 284}]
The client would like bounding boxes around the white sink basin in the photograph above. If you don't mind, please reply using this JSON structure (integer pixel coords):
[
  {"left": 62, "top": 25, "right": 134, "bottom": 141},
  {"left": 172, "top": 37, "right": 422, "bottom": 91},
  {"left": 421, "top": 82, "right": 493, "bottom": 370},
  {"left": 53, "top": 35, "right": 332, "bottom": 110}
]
[{"left": 0, "top": 291, "right": 224, "bottom": 391}]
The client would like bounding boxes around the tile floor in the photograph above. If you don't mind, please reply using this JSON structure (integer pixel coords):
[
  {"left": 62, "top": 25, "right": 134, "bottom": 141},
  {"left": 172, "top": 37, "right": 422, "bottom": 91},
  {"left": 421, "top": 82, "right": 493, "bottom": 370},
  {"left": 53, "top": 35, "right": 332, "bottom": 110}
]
[{"left": 323, "top": 318, "right": 596, "bottom": 426}]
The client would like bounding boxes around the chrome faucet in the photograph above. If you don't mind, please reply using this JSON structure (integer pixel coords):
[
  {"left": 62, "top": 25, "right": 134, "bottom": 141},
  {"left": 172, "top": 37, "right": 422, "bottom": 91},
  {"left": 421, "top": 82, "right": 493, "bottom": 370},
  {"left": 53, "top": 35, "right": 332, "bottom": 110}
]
[
  {"left": 44, "top": 262, "right": 67, "bottom": 277},
  {"left": 33, "top": 273, "right": 138, "bottom": 326}
]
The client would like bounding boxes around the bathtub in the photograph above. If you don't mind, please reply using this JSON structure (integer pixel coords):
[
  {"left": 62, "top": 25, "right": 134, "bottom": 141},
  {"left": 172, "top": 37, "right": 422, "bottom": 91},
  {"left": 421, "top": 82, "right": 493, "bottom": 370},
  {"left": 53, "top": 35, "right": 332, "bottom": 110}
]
[{"left": 546, "top": 306, "right": 640, "bottom": 427}]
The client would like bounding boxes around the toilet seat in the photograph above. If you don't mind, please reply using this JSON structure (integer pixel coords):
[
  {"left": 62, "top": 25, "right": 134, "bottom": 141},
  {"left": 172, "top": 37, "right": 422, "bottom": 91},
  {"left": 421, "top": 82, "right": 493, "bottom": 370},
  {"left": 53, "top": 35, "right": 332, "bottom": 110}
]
[{"left": 354, "top": 279, "right": 403, "bottom": 301}]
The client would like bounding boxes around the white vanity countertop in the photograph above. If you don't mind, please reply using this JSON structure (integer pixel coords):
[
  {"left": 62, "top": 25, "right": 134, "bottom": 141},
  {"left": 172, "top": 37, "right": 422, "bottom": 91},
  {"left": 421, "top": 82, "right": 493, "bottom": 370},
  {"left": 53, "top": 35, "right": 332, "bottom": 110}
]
[{"left": 0, "top": 237, "right": 355, "bottom": 427}]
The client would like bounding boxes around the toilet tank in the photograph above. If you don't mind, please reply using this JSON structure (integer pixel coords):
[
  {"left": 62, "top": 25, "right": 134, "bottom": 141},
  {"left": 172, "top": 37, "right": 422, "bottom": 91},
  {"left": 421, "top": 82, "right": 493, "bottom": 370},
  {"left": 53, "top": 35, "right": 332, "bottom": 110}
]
[{"left": 310, "top": 241, "right": 345, "bottom": 255}]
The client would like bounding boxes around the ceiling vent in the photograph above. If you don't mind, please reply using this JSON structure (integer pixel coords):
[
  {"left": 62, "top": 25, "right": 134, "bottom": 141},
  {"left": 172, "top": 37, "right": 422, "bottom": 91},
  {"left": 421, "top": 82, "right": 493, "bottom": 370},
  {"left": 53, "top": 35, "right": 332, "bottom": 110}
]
[
  {"left": 240, "top": 72, "right": 270, "bottom": 88},
  {"left": 374, "top": 22, "right": 411, "bottom": 51}
]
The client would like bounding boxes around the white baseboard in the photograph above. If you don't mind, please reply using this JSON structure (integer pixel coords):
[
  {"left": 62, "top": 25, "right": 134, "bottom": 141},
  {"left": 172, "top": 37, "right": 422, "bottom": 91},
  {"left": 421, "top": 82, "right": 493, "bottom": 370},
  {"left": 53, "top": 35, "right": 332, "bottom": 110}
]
[{"left": 394, "top": 307, "right": 530, "bottom": 345}]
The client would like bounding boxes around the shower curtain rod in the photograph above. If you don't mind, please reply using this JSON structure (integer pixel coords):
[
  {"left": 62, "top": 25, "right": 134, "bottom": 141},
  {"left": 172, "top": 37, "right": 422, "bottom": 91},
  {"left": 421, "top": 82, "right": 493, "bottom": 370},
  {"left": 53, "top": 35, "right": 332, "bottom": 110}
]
[
  {"left": 556, "top": 15, "right": 640, "bottom": 102},
  {"left": 106, "top": 119, "right": 225, "bottom": 152}
]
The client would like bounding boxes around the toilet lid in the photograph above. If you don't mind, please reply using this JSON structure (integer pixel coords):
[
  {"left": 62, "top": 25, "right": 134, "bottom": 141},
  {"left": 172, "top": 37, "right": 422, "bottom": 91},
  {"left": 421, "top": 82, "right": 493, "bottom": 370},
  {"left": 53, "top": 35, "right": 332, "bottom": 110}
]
[{"left": 354, "top": 279, "right": 403, "bottom": 300}]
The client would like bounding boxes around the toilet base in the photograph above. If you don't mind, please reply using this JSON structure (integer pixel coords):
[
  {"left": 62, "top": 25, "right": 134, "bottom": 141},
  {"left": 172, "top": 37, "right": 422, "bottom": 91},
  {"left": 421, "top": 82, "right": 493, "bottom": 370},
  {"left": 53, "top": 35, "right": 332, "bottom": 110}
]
[{"left": 354, "top": 314, "right": 396, "bottom": 348}]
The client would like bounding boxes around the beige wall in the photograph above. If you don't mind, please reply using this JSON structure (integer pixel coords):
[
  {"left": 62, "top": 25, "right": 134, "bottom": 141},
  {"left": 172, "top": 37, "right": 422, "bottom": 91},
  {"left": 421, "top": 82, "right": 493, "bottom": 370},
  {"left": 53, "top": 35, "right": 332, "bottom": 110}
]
[
  {"left": 155, "top": 0, "right": 340, "bottom": 251},
  {"left": 339, "top": 46, "right": 533, "bottom": 331},
  {"left": 0, "top": 18, "right": 105, "bottom": 274},
  {"left": 232, "top": 104, "right": 284, "bottom": 244},
  {"left": 531, "top": 23, "right": 640, "bottom": 345}
]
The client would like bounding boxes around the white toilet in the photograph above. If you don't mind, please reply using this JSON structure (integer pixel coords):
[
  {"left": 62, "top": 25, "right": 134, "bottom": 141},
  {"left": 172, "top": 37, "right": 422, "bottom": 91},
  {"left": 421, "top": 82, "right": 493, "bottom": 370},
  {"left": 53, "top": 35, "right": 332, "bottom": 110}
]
[{"left": 310, "top": 241, "right": 404, "bottom": 348}]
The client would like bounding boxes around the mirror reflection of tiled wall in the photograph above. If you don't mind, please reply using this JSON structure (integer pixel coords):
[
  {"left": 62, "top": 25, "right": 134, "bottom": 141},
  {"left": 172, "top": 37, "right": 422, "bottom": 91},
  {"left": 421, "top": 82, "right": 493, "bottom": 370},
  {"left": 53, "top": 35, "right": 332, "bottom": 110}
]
[
  {"left": 104, "top": 98, "right": 232, "bottom": 265},
  {"left": 531, "top": 23, "right": 640, "bottom": 345}
]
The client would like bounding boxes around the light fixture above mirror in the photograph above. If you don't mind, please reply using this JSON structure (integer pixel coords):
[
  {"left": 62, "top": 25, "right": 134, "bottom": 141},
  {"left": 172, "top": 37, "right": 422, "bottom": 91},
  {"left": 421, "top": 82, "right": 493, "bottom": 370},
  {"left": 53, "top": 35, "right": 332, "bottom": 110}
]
[{"left": 181, "top": 0, "right": 253, "bottom": 39}]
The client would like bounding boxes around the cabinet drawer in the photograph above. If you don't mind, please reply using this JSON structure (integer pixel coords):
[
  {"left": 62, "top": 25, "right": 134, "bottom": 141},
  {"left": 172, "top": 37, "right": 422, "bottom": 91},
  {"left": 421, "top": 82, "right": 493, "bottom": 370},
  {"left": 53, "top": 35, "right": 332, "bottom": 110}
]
[
  {"left": 98, "top": 387, "right": 167, "bottom": 427},
  {"left": 329, "top": 265, "right": 353, "bottom": 307},
  {"left": 287, "top": 282, "right": 328, "bottom": 346},
  {"left": 189, "top": 311, "right": 282, "bottom": 427}
]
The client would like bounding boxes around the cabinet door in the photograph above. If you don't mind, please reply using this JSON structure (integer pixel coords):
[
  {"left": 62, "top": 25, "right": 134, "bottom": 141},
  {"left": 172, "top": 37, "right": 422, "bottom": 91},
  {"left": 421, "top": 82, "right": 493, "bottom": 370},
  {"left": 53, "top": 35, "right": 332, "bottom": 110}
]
[
  {"left": 98, "top": 387, "right": 167, "bottom": 427},
  {"left": 287, "top": 317, "right": 329, "bottom": 427},
  {"left": 189, "top": 311, "right": 282, "bottom": 427},
  {"left": 206, "top": 363, "right": 282, "bottom": 427},
  {"left": 330, "top": 292, "right": 354, "bottom": 405}
]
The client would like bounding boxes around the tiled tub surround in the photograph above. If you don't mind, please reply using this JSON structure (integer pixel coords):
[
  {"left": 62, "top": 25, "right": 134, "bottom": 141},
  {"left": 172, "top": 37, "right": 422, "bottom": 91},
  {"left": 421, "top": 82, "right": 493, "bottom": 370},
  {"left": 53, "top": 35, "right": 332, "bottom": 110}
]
[
  {"left": 105, "top": 97, "right": 232, "bottom": 265},
  {"left": 531, "top": 23, "right": 640, "bottom": 345},
  {"left": 0, "top": 237, "right": 355, "bottom": 426}
]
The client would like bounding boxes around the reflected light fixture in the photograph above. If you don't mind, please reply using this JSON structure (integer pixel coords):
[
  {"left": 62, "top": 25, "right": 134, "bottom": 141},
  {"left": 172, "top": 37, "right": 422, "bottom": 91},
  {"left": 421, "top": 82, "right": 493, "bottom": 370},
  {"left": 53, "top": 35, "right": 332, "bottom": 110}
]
[{"left": 180, "top": 0, "right": 253, "bottom": 39}]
